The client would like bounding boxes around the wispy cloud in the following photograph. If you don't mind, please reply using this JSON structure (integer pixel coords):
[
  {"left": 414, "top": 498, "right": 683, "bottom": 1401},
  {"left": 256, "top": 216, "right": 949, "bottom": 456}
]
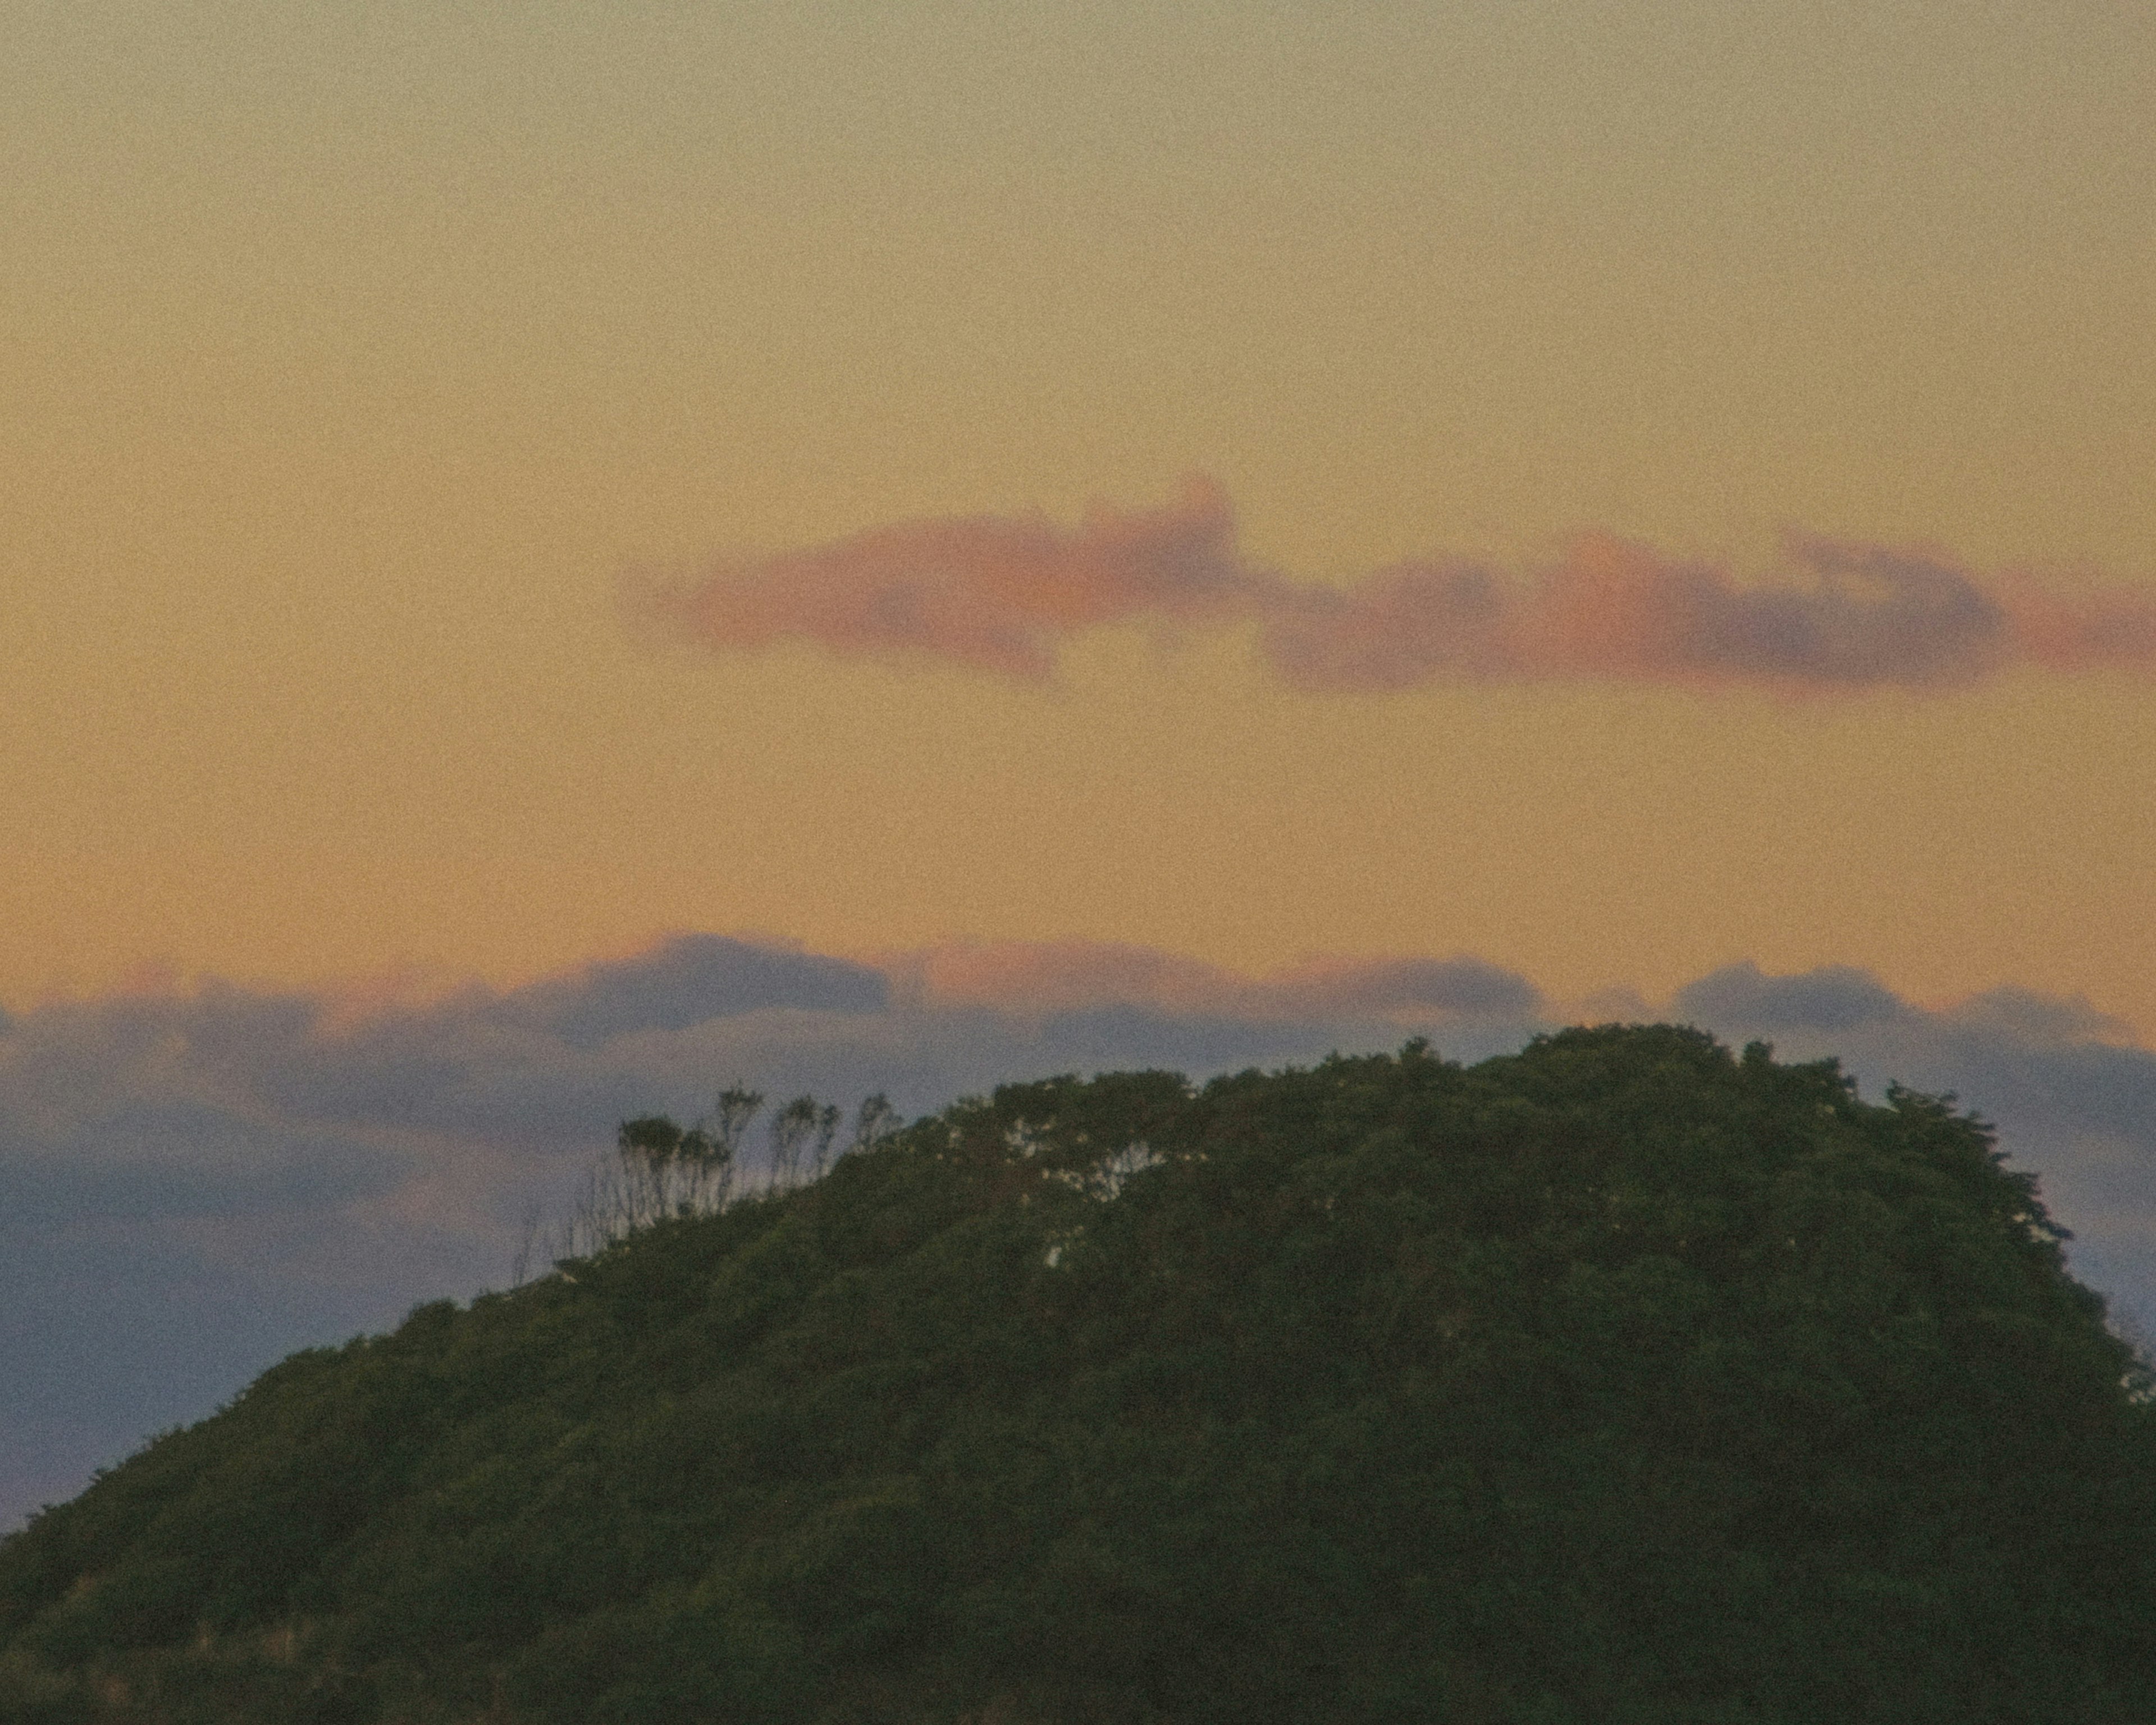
[{"left": 640, "top": 480, "right": 2156, "bottom": 693}]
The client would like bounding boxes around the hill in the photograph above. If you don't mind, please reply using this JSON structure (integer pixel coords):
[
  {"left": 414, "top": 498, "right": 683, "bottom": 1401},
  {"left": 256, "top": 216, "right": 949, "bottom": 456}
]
[{"left": 2, "top": 1027, "right": 2152, "bottom": 1723}]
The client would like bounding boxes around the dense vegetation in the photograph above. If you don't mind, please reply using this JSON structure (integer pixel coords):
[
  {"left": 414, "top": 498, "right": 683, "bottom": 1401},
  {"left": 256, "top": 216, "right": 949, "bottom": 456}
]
[{"left": 3, "top": 1028, "right": 2152, "bottom": 1723}]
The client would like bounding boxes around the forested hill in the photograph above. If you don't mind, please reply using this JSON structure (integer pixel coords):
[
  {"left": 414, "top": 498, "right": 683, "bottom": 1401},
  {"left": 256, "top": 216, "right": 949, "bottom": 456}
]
[{"left": 3, "top": 1027, "right": 2153, "bottom": 1724}]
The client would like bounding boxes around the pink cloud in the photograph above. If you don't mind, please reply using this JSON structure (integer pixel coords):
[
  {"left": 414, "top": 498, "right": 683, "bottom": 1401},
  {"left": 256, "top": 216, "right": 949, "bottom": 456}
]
[
  {"left": 1995, "top": 574, "right": 2156, "bottom": 673},
  {"left": 642, "top": 480, "right": 2156, "bottom": 693},
  {"left": 1266, "top": 532, "right": 2019, "bottom": 692},
  {"left": 891, "top": 941, "right": 1237, "bottom": 1017},
  {"left": 890, "top": 939, "right": 1540, "bottom": 1024},
  {"left": 646, "top": 476, "right": 1261, "bottom": 679}
]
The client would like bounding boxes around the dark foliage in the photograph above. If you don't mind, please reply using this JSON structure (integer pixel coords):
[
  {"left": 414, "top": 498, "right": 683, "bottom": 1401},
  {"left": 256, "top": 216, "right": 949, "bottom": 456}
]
[{"left": 3, "top": 1028, "right": 2152, "bottom": 1723}]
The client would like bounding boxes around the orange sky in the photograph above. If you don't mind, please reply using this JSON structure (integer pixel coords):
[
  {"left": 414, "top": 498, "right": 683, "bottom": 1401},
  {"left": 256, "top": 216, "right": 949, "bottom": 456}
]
[{"left": 6, "top": 0, "right": 2153, "bottom": 1034}]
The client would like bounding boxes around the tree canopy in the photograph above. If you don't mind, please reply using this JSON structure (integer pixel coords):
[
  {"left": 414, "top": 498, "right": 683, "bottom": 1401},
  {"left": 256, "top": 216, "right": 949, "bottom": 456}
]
[{"left": 2, "top": 1026, "right": 2151, "bottom": 1723}]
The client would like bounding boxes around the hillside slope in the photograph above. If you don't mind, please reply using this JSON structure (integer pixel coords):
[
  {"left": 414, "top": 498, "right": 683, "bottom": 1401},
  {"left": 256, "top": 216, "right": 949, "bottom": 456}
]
[{"left": 2, "top": 1027, "right": 2152, "bottom": 1723}]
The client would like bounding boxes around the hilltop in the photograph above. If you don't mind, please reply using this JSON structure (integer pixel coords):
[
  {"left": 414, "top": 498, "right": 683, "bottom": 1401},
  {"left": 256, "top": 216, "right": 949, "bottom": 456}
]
[{"left": 2, "top": 1027, "right": 2151, "bottom": 1723}]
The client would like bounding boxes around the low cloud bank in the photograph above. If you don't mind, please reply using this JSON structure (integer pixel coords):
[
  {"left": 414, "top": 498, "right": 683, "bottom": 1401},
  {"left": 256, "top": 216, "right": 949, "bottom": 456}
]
[
  {"left": 642, "top": 481, "right": 2156, "bottom": 693},
  {"left": 4, "top": 934, "right": 2151, "bottom": 1526}
]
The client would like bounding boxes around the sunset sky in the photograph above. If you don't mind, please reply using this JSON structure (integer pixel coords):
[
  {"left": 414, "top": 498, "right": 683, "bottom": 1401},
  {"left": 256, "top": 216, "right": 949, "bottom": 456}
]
[{"left": 5, "top": 0, "right": 2154, "bottom": 1523}]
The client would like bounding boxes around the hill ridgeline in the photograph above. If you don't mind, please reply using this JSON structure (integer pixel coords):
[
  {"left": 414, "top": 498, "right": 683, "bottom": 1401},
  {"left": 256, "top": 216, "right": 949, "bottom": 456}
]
[{"left": 2, "top": 1026, "right": 2152, "bottom": 1723}]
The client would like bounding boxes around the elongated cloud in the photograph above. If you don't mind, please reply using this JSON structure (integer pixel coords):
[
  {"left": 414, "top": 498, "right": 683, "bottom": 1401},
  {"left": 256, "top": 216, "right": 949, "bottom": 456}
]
[
  {"left": 649, "top": 476, "right": 1260, "bottom": 680},
  {"left": 1267, "top": 533, "right": 2012, "bottom": 691},
  {"left": 891, "top": 939, "right": 1541, "bottom": 1023},
  {"left": 645, "top": 481, "right": 2156, "bottom": 692}
]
